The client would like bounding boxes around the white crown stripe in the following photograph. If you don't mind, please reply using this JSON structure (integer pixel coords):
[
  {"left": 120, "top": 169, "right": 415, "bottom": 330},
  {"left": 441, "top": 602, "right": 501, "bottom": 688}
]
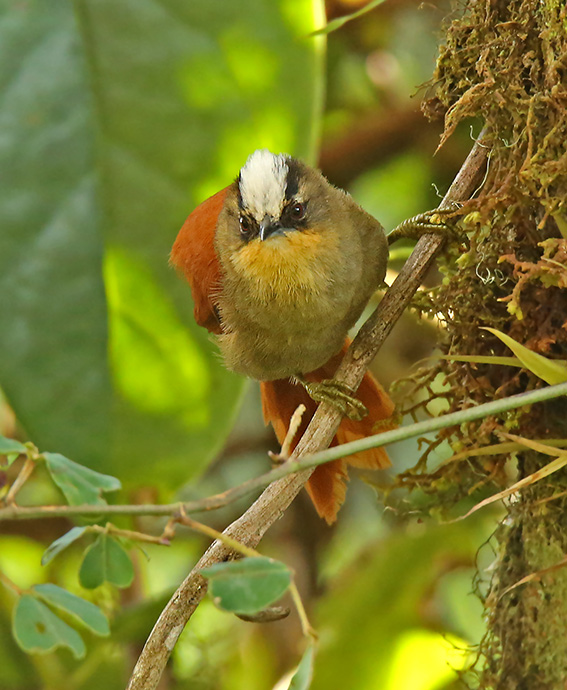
[{"left": 239, "top": 150, "right": 289, "bottom": 221}]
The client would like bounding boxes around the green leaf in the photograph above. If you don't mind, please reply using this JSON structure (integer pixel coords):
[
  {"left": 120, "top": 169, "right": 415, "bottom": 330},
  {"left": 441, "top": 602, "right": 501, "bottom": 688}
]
[
  {"left": 482, "top": 327, "right": 567, "bottom": 384},
  {"left": 33, "top": 584, "right": 110, "bottom": 636},
  {"left": 0, "top": 2, "right": 112, "bottom": 466},
  {"left": 41, "top": 527, "right": 87, "bottom": 566},
  {"left": 1, "top": 0, "right": 325, "bottom": 490},
  {"left": 289, "top": 643, "right": 316, "bottom": 689},
  {"left": 310, "top": 0, "right": 387, "bottom": 35},
  {"left": 201, "top": 557, "right": 292, "bottom": 615},
  {"left": 13, "top": 595, "right": 85, "bottom": 659},
  {"left": 0, "top": 436, "right": 27, "bottom": 468},
  {"left": 43, "top": 452, "right": 121, "bottom": 506},
  {"left": 79, "top": 534, "right": 134, "bottom": 589},
  {"left": 0, "top": 436, "right": 27, "bottom": 456}
]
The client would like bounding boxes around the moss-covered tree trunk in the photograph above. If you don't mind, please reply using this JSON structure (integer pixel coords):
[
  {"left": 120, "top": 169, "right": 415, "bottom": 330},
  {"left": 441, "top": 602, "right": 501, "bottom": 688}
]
[{"left": 416, "top": 1, "right": 567, "bottom": 687}]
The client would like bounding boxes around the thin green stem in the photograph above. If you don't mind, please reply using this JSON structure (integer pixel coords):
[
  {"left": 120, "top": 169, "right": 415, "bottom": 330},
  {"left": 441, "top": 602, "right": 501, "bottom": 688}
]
[
  {"left": 307, "top": 381, "right": 567, "bottom": 465},
  {"left": 289, "top": 581, "right": 317, "bottom": 640},
  {"left": 0, "top": 382, "right": 565, "bottom": 523}
]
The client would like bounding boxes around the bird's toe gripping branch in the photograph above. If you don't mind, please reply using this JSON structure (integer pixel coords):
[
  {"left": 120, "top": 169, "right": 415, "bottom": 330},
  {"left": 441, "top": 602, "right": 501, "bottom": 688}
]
[
  {"left": 387, "top": 204, "right": 462, "bottom": 246},
  {"left": 295, "top": 376, "right": 368, "bottom": 421}
]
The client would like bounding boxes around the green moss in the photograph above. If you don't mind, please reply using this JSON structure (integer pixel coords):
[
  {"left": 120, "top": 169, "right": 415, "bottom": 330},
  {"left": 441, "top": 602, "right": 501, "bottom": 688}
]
[{"left": 393, "top": 0, "right": 567, "bottom": 686}]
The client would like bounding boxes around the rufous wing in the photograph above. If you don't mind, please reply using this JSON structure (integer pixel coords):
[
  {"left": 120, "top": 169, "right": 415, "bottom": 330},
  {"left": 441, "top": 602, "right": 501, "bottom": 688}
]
[
  {"left": 261, "top": 343, "right": 396, "bottom": 524},
  {"left": 170, "top": 186, "right": 230, "bottom": 335}
]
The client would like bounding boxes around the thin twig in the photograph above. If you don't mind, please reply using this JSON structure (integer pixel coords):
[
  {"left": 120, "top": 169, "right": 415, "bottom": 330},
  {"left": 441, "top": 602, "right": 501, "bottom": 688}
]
[
  {"left": 270, "top": 404, "right": 306, "bottom": 462},
  {"left": 5, "top": 458, "right": 36, "bottom": 505},
  {"left": 127, "top": 130, "right": 491, "bottom": 690}
]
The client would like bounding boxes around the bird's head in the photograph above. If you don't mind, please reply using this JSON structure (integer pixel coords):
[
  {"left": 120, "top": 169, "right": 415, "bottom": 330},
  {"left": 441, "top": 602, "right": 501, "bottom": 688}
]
[
  {"left": 216, "top": 150, "right": 344, "bottom": 290},
  {"left": 235, "top": 149, "right": 312, "bottom": 242}
]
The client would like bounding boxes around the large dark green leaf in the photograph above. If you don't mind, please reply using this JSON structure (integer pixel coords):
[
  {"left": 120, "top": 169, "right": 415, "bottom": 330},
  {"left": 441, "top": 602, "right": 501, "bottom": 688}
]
[
  {"left": 0, "top": 2, "right": 111, "bottom": 465},
  {"left": 0, "top": 0, "right": 324, "bottom": 488}
]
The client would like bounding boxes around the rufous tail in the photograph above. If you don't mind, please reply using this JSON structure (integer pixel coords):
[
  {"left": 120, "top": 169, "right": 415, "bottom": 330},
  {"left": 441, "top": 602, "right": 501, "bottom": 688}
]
[{"left": 260, "top": 342, "right": 396, "bottom": 524}]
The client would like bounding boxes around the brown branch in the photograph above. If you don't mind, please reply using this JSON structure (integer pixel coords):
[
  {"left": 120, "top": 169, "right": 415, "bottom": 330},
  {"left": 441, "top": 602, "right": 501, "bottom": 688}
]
[{"left": 126, "top": 130, "right": 490, "bottom": 690}]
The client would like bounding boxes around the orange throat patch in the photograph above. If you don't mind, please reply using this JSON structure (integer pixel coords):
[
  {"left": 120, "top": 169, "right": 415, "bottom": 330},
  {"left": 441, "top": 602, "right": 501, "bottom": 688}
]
[{"left": 230, "top": 229, "right": 332, "bottom": 300}]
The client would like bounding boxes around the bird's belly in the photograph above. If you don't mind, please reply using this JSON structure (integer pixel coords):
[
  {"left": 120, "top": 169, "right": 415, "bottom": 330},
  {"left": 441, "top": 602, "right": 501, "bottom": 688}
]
[{"left": 218, "top": 298, "right": 348, "bottom": 381}]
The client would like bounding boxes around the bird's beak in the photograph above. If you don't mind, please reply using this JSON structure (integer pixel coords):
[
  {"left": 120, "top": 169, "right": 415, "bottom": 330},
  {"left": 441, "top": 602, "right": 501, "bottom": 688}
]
[{"left": 259, "top": 215, "right": 282, "bottom": 241}]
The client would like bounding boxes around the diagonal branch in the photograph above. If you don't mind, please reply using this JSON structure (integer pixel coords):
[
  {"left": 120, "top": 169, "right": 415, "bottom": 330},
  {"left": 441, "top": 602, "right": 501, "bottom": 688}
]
[{"left": 126, "top": 130, "right": 491, "bottom": 690}]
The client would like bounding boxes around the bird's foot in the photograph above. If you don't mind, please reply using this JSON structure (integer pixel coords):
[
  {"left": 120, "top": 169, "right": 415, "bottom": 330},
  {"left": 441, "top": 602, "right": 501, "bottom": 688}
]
[
  {"left": 295, "top": 376, "right": 368, "bottom": 421},
  {"left": 387, "top": 205, "right": 462, "bottom": 245}
]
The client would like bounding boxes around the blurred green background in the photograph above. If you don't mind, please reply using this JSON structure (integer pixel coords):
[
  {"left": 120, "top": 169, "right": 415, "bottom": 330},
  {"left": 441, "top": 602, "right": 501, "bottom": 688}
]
[{"left": 0, "top": 0, "right": 491, "bottom": 688}]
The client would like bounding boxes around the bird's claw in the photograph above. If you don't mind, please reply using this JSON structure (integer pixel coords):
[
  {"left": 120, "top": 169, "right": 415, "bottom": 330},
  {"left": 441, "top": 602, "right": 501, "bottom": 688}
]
[
  {"left": 297, "top": 377, "right": 368, "bottom": 421},
  {"left": 387, "top": 205, "right": 462, "bottom": 245}
]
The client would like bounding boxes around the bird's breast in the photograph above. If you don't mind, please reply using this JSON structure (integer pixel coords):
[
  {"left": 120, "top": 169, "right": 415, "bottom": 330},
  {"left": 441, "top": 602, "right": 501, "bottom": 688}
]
[
  {"left": 228, "top": 229, "right": 332, "bottom": 307},
  {"left": 216, "top": 227, "right": 365, "bottom": 379}
]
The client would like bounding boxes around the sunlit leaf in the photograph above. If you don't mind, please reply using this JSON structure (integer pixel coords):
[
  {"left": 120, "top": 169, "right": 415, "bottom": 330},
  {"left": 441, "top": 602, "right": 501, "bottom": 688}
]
[
  {"left": 310, "top": 0, "right": 387, "bottom": 35},
  {"left": 482, "top": 327, "right": 567, "bottom": 384},
  {"left": 288, "top": 643, "right": 315, "bottom": 689},
  {"left": 385, "top": 630, "right": 469, "bottom": 690},
  {"left": 13, "top": 595, "right": 85, "bottom": 659},
  {"left": 312, "top": 521, "right": 486, "bottom": 690},
  {"left": 42, "top": 526, "right": 87, "bottom": 566},
  {"left": 43, "top": 452, "right": 121, "bottom": 506},
  {"left": 79, "top": 534, "right": 134, "bottom": 589},
  {"left": 202, "top": 557, "right": 292, "bottom": 615},
  {"left": 33, "top": 584, "right": 110, "bottom": 636}
]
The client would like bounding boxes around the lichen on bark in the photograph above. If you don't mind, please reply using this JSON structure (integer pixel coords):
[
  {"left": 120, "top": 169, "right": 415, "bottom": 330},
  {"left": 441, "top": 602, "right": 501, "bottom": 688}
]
[{"left": 397, "top": 0, "right": 567, "bottom": 687}]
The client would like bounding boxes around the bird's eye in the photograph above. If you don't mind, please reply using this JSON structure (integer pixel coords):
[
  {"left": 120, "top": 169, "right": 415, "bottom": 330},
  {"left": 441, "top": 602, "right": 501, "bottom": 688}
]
[
  {"left": 239, "top": 216, "right": 251, "bottom": 236},
  {"left": 290, "top": 202, "right": 305, "bottom": 220}
]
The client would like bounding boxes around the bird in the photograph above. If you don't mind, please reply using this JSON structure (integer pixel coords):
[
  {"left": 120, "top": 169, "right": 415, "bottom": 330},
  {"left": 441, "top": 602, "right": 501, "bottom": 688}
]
[{"left": 171, "top": 149, "right": 396, "bottom": 523}]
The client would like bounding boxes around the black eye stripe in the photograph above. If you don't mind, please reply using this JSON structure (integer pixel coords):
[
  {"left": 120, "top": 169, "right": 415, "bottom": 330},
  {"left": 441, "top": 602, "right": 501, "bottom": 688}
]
[
  {"left": 284, "top": 158, "right": 301, "bottom": 201},
  {"left": 236, "top": 173, "right": 244, "bottom": 210}
]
